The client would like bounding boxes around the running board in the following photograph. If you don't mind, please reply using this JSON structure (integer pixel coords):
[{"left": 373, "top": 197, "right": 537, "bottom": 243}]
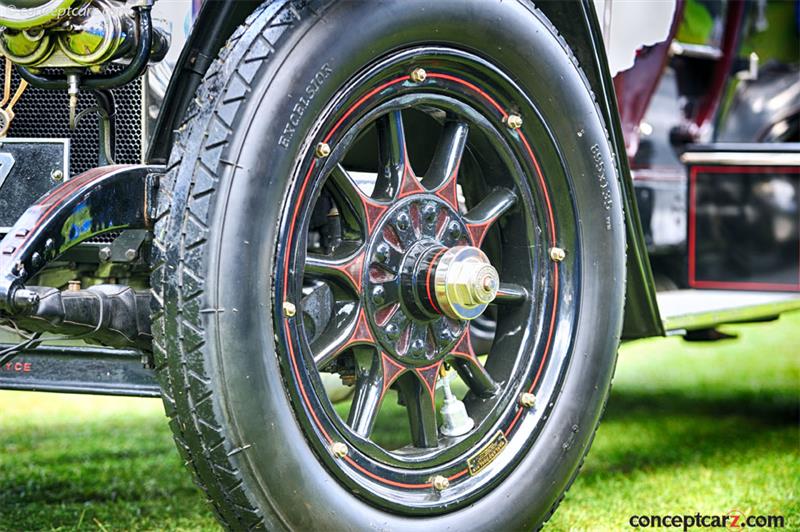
[{"left": 658, "top": 289, "right": 800, "bottom": 334}]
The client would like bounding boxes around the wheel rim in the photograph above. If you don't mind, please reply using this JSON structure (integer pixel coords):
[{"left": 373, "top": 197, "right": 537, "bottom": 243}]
[{"left": 274, "top": 47, "right": 580, "bottom": 513}]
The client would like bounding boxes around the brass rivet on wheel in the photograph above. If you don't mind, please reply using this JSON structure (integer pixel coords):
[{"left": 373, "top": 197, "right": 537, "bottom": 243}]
[
  {"left": 549, "top": 247, "right": 566, "bottom": 262},
  {"left": 506, "top": 114, "right": 523, "bottom": 130},
  {"left": 410, "top": 67, "right": 427, "bottom": 83},
  {"left": 315, "top": 142, "right": 331, "bottom": 158},
  {"left": 519, "top": 392, "right": 536, "bottom": 408},
  {"left": 282, "top": 301, "right": 297, "bottom": 317},
  {"left": 432, "top": 475, "right": 450, "bottom": 491},
  {"left": 330, "top": 442, "right": 348, "bottom": 459}
]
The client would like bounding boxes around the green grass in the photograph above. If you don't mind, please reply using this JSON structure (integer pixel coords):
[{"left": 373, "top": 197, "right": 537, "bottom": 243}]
[{"left": 1, "top": 312, "right": 798, "bottom": 531}]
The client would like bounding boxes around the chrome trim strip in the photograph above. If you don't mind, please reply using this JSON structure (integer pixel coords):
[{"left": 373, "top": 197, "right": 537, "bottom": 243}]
[
  {"left": 681, "top": 151, "right": 800, "bottom": 166},
  {"left": 663, "top": 297, "right": 800, "bottom": 333},
  {"left": 670, "top": 42, "right": 723, "bottom": 60}
]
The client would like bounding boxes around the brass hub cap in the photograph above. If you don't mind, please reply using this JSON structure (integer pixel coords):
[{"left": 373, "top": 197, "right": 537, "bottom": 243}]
[{"left": 433, "top": 246, "right": 499, "bottom": 320}]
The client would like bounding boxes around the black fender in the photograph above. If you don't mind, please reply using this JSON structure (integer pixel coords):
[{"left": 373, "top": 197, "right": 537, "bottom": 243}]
[{"left": 146, "top": 0, "right": 663, "bottom": 339}]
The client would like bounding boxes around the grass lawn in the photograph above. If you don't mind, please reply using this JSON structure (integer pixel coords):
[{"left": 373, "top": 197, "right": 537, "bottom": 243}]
[{"left": 1, "top": 312, "right": 798, "bottom": 531}]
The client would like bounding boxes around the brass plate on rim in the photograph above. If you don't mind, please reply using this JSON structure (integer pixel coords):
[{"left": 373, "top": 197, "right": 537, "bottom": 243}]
[{"left": 467, "top": 430, "right": 508, "bottom": 476}]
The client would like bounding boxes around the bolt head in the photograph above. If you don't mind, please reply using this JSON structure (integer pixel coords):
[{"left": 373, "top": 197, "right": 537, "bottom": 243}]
[
  {"left": 283, "top": 301, "right": 297, "bottom": 317},
  {"left": 549, "top": 247, "right": 566, "bottom": 262},
  {"left": 410, "top": 67, "right": 427, "bottom": 83},
  {"left": 519, "top": 392, "right": 536, "bottom": 408},
  {"left": 124, "top": 248, "right": 138, "bottom": 261},
  {"left": 506, "top": 114, "right": 523, "bottom": 130},
  {"left": 330, "top": 441, "right": 348, "bottom": 459},
  {"left": 51, "top": 169, "right": 64, "bottom": 181},
  {"left": 432, "top": 475, "right": 450, "bottom": 491},
  {"left": 98, "top": 246, "right": 112, "bottom": 262},
  {"left": 315, "top": 142, "right": 331, "bottom": 158}
]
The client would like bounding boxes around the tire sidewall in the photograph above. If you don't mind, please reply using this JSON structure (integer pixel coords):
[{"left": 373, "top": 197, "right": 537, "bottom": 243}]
[{"left": 193, "top": 1, "right": 625, "bottom": 529}]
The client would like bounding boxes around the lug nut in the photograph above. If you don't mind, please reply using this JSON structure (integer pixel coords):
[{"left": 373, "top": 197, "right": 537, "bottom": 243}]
[
  {"left": 330, "top": 442, "right": 348, "bottom": 459},
  {"left": 375, "top": 243, "right": 390, "bottom": 263},
  {"left": 372, "top": 286, "right": 385, "bottom": 305},
  {"left": 422, "top": 203, "right": 437, "bottom": 223},
  {"left": 448, "top": 222, "right": 462, "bottom": 240},
  {"left": 519, "top": 392, "right": 536, "bottom": 408},
  {"left": 411, "top": 339, "right": 425, "bottom": 356},
  {"left": 410, "top": 67, "right": 427, "bottom": 83},
  {"left": 385, "top": 323, "right": 400, "bottom": 339},
  {"left": 315, "top": 142, "right": 331, "bottom": 158},
  {"left": 506, "top": 114, "right": 523, "bottom": 130},
  {"left": 395, "top": 213, "right": 410, "bottom": 231},
  {"left": 282, "top": 301, "right": 297, "bottom": 317},
  {"left": 432, "top": 475, "right": 450, "bottom": 491},
  {"left": 549, "top": 247, "right": 566, "bottom": 262}
]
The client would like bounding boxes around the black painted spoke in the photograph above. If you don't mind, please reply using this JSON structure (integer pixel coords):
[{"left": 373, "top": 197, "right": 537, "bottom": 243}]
[
  {"left": 464, "top": 187, "right": 517, "bottom": 225},
  {"left": 452, "top": 356, "right": 499, "bottom": 398},
  {"left": 464, "top": 187, "right": 518, "bottom": 245},
  {"left": 374, "top": 110, "right": 408, "bottom": 200},
  {"left": 397, "top": 373, "right": 439, "bottom": 448},
  {"left": 347, "top": 353, "right": 386, "bottom": 438},
  {"left": 305, "top": 241, "right": 365, "bottom": 293},
  {"left": 300, "top": 282, "right": 334, "bottom": 343},
  {"left": 311, "top": 304, "right": 372, "bottom": 369},
  {"left": 426, "top": 120, "right": 469, "bottom": 190},
  {"left": 311, "top": 314, "right": 356, "bottom": 369}
]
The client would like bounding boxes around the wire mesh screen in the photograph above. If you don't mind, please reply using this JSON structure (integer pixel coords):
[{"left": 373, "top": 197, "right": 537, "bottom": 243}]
[{"left": 7, "top": 68, "right": 143, "bottom": 176}]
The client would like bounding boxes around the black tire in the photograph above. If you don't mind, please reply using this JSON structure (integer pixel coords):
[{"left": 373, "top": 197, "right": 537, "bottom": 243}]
[{"left": 151, "top": 1, "right": 626, "bottom": 530}]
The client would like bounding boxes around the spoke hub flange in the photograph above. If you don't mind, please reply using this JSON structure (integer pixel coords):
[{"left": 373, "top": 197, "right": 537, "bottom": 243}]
[{"left": 365, "top": 195, "right": 472, "bottom": 365}]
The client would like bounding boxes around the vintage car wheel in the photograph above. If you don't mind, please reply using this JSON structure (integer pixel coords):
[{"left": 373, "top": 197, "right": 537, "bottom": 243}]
[{"left": 151, "top": 1, "right": 625, "bottom": 529}]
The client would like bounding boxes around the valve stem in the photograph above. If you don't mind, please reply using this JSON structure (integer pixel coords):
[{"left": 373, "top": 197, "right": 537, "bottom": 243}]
[{"left": 438, "top": 371, "right": 475, "bottom": 437}]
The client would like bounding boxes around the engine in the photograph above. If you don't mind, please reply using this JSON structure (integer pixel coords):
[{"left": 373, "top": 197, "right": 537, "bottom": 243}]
[{"left": 0, "top": 0, "right": 167, "bottom": 69}]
